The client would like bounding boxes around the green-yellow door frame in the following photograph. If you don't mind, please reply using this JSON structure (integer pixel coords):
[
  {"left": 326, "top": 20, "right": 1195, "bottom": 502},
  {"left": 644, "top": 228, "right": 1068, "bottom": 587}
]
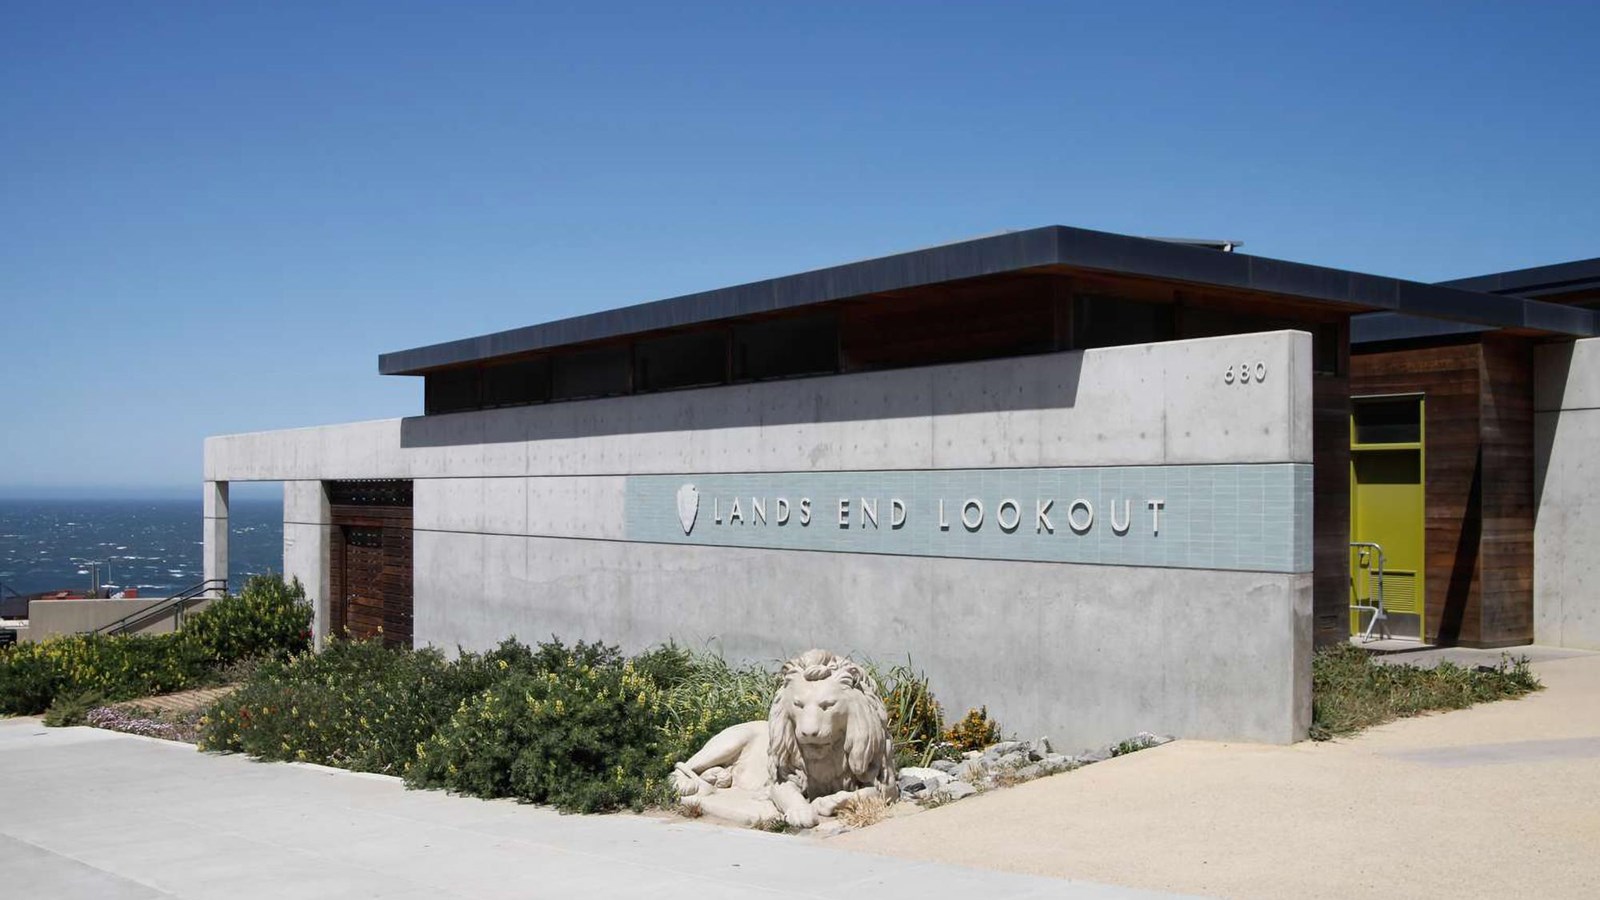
[{"left": 1349, "top": 395, "right": 1427, "bottom": 640}]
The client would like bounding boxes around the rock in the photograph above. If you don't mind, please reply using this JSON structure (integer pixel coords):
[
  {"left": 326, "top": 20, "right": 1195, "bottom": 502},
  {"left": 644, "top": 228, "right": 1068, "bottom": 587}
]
[
  {"left": 898, "top": 773, "right": 928, "bottom": 794},
  {"left": 994, "top": 750, "right": 1028, "bottom": 769},
  {"left": 1081, "top": 747, "right": 1111, "bottom": 764},
  {"left": 940, "top": 781, "right": 977, "bottom": 801},
  {"left": 984, "top": 740, "right": 1024, "bottom": 760},
  {"left": 930, "top": 758, "right": 959, "bottom": 774},
  {"left": 1015, "top": 763, "right": 1042, "bottom": 781},
  {"left": 898, "top": 766, "right": 952, "bottom": 788}
]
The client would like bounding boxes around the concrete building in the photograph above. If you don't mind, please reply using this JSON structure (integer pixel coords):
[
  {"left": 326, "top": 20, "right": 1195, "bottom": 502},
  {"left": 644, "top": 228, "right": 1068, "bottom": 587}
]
[{"left": 202, "top": 226, "right": 1599, "bottom": 749}]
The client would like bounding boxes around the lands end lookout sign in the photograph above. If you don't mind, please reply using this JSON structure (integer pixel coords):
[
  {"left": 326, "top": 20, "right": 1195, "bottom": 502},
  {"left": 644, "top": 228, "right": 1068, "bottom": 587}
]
[{"left": 624, "top": 464, "right": 1312, "bottom": 575}]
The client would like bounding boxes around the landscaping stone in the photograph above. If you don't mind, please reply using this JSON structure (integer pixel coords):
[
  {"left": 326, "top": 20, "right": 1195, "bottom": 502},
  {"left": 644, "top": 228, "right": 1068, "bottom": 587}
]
[
  {"left": 1015, "top": 763, "right": 1042, "bottom": 781},
  {"left": 930, "top": 758, "right": 958, "bottom": 775},
  {"left": 898, "top": 766, "right": 952, "bottom": 788},
  {"left": 994, "top": 750, "right": 1028, "bottom": 769},
  {"left": 939, "top": 781, "right": 977, "bottom": 801}
]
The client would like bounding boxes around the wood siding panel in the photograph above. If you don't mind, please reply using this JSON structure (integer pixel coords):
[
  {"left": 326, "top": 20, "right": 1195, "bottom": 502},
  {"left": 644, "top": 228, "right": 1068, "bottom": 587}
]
[
  {"left": 1351, "top": 339, "right": 1534, "bottom": 648},
  {"left": 1312, "top": 330, "right": 1351, "bottom": 648},
  {"left": 1476, "top": 335, "right": 1535, "bottom": 647}
]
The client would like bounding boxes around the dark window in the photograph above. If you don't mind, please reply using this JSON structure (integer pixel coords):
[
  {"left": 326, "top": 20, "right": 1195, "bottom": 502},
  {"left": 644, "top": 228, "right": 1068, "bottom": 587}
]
[
  {"left": 424, "top": 368, "right": 481, "bottom": 415},
  {"left": 734, "top": 314, "right": 839, "bottom": 381},
  {"left": 482, "top": 357, "right": 551, "bottom": 407},
  {"left": 634, "top": 330, "right": 728, "bottom": 393},
  {"left": 552, "top": 345, "right": 631, "bottom": 400},
  {"left": 1352, "top": 397, "right": 1422, "bottom": 445},
  {"left": 1074, "top": 294, "right": 1175, "bottom": 349}
]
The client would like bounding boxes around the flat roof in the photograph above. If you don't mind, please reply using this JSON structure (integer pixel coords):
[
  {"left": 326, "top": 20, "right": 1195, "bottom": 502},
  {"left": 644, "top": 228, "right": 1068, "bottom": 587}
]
[
  {"left": 1441, "top": 256, "right": 1600, "bottom": 298},
  {"left": 1353, "top": 255, "right": 1600, "bottom": 345},
  {"left": 380, "top": 225, "right": 1598, "bottom": 375}
]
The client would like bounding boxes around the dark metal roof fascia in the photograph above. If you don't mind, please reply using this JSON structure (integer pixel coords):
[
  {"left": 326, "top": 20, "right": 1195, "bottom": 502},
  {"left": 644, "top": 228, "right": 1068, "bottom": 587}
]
[
  {"left": 380, "top": 225, "right": 1597, "bottom": 375},
  {"left": 1351, "top": 312, "right": 1492, "bottom": 345},
  {"left": 1440, "top": 257, "right": 1600, "bottom": 297}
]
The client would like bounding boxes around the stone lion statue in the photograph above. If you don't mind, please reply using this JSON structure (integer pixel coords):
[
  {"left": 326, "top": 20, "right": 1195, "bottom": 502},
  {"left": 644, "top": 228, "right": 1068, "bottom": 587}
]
[{"left": 672, "top": 649, "right": 898, "bottom": 828}]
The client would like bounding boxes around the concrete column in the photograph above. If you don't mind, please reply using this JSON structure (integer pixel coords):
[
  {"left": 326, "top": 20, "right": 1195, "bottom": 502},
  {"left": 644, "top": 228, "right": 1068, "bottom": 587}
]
[
  {"left": 202, "top": 481, "right": 229, "bottom": 596},
  {"left": 282, "top": 481, "right": 333, "bottom": 647}
]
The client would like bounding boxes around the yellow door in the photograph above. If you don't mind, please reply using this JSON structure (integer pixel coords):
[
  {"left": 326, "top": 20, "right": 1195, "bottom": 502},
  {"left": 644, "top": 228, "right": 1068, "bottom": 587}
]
[{"left": 1350, "top": 397, "right": 1426, "bottom": 640}]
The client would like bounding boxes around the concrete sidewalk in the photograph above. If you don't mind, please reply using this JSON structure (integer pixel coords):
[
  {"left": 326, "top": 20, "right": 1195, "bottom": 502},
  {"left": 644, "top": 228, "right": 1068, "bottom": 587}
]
[
  {"left": 0, "top": 720, "right": 1175, "bottom": 900},
  {"left": 836, "top": 651, "right": 1600, "bottom": 899}
]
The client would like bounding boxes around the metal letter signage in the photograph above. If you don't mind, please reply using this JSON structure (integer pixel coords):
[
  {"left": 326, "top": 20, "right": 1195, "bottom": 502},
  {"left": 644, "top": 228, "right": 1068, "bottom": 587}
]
[{"left": 625, "top": 464, "right": 1312, "bottom": 574}]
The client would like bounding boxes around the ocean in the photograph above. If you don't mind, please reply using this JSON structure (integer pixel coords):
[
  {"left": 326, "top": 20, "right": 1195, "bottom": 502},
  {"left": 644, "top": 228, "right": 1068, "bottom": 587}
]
[{"left": 0, "top": 498, "right": 283, "bottom": 598}]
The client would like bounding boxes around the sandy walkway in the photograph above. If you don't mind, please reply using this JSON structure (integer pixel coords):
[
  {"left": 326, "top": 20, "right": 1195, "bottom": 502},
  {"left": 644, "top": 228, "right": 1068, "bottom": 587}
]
[{"left": 834, "top": 651, "right": 1600, "bottom": 899}]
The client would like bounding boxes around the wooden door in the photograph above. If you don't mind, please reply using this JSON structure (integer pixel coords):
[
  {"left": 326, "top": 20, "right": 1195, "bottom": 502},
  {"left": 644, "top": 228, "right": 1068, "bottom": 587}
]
[{"left": 328, "top": 481, "right": 413, "bottom": 649}]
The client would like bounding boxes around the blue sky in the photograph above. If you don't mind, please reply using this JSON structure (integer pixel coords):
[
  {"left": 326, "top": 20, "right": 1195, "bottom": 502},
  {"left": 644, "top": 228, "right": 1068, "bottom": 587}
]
[{"left": 2, "top": 1, "right": 1596, "bottom": 496}]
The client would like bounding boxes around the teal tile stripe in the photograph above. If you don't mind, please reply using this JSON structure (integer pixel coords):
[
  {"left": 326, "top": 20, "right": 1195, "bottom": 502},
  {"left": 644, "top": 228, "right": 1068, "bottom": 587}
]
[{"left": 624, "top": 464, "right": 1313, "bottom": 574}]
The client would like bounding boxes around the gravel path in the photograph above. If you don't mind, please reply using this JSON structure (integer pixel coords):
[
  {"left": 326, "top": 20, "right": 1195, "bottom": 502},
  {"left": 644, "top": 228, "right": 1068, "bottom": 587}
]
[{"left": 833, "top": 649, "right": 1600, "bottom": 899}]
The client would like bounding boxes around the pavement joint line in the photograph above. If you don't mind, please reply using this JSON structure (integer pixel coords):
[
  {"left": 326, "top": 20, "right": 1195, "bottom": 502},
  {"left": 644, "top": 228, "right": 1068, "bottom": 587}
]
[{"left": 1, "top": 828, "right": 183, "bottom": 899}]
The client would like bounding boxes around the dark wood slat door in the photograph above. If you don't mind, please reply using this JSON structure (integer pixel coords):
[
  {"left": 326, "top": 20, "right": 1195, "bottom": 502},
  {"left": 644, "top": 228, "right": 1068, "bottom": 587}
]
[{"left": 328, "top": 481, "right": 414, "bottom": 649}]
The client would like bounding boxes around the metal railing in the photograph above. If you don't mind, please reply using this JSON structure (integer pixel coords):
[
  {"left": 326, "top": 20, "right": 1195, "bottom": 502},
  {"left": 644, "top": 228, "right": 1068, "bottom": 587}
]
[
  {"left": 1349, "top": 542, "right": 1390, "bottom": 642},
  {"left": 89, "top": 578, "right": 228, "bottom": 637}
]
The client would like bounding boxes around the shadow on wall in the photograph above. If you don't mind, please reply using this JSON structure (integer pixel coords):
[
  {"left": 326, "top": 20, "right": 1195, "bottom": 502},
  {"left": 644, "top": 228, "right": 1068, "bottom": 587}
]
[
  {"left": 1532, "top": 341, "right": 1572, "bottom": 506},
  {"left": 398, "top": 351, "right": 1086, "bottom": 449}
]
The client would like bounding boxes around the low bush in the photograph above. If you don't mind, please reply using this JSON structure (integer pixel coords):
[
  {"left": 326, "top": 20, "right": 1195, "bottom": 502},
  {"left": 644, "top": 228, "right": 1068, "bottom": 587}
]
[
  {"left": 42, "top": 689, "right": 107, "bottom": 727},
  {"left": 0, "top": 632, "right": 212, "bottom": 715},
  {"left": 1310, "top": 643, "right": 1541, "bottom": 740},
  {"left": 201, "top": 635, "right": 970, "bottom": 817},
  {"left": 944, "top": 706, "right": 1002, "bottom": 752},
  {"left": 183, "top": 573, "right": 313, "bottom": 665},
  {"left": 409, "top": 653, "right": 672, "bottom": 812},
  {"left": 876, "top": 660, "right": 946, "bottom": 768},
  {"left": 199, "top": 638, "right": 487, "bottom": 773},
  {"left": 0, "top": 575, "right": 311, "bottom": 717}
]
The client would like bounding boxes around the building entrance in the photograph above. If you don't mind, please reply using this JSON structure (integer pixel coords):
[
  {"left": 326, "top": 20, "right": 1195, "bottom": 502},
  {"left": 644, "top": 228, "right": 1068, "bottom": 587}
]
[
  {"left": 328, "top": 480, "right": 413, "bottom": 648},
  {"left": 1350, "top": 397, "right": 1426, "bottom": 641}
]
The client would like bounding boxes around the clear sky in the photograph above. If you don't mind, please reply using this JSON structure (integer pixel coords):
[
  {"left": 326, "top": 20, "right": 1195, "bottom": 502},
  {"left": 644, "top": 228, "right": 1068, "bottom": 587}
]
[{"left": 2, "top": 1, "right": 1596, "bottom": 496}]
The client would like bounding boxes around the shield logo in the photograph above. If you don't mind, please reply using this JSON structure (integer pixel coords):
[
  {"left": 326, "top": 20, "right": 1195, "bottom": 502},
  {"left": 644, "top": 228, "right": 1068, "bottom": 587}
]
[{"left": 676, "top": 484, "right": 699, "bottom": 534}]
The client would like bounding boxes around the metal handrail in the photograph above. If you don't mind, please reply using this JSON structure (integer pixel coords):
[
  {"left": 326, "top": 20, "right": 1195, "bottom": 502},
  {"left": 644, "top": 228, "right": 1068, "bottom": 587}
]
[
  {"left": 1349, "top": 542, "right": 1390, "bottom": 642},
  {"left": 90, "top": 578, "right": 228, "bottom": 636}
]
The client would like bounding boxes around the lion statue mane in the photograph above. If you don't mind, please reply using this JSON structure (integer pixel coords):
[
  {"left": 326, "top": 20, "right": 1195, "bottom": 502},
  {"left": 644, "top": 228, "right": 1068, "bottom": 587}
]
[{"left": 672, "top": 649, "right": 898, "bottom": 828}]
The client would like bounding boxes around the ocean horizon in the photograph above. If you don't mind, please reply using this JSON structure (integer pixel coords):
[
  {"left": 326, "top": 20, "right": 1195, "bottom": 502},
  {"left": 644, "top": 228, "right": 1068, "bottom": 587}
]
[{"left": 0, "top": 495, "right": 284, "bottom": 598}]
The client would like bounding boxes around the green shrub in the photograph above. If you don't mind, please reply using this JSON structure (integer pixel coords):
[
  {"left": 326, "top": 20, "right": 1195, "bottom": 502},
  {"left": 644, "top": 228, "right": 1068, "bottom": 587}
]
[
  {"left": 655, "top": 649, "right": 772, "bottom": 772},
  {"left": 875, "top": 660, "right": 946, "bottom": 768},
  {"left": 1311, "top": 643, "right": 1541, "bottom": 740},
  {"left": 199, "top": 637, "right": 478, "bottom": 773},
  {"left": 408, "top": 645, "right": 672, "bottom": 812},
  {"left": 0, "top": 632, "right": 212, "bottom": 716},
  {"left": 944, "top": 706, "right": 1002, "bottom": 752},
  {"left": 0, "top": 574, "right": 314, "bottom": 718},
  {"left": 182, "top": 574, "right": 312, "bottom": 665},
  {"left": 42, "top": 689, "right": 107, "bottom": 727}
]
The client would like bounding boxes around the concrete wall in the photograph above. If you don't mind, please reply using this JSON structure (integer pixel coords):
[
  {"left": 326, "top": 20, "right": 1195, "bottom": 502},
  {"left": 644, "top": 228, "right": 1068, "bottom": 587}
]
[
  {"left": 23, "top": 598, "right": 210, "bottom": 642},
  {"left": 208, "top": 331, "right": 1316, "bottom": 746},
  {"left": 1534, "top": 338, "right": 1600, "bottom": 649}
]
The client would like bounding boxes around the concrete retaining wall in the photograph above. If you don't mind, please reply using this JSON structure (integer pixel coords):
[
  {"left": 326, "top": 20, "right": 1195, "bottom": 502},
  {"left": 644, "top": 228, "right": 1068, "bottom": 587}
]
[
  {"left": 1535, "top": 338, "right": 1600, "bottom": 649},
  {"left": 23, "top": 598, "right": 207, "bottom": 642},
  {"left": 207, "top": 331, "right": 1316, "bottom": 746}
]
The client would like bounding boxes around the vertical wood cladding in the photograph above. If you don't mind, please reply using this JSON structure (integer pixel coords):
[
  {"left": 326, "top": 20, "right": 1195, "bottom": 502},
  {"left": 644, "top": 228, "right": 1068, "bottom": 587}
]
[
  {"left": 328, "top": 483, "right": 414, "bottom": 650},
  {"left": 1477, "top": 335, "right": 1535, "bottom": 647},
  {"left": 1350, "top": 338, "right": 1534, "bottom": 647},
  {"left": 1312, "top": 323, "right": 1351, "bottom": 648}
]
